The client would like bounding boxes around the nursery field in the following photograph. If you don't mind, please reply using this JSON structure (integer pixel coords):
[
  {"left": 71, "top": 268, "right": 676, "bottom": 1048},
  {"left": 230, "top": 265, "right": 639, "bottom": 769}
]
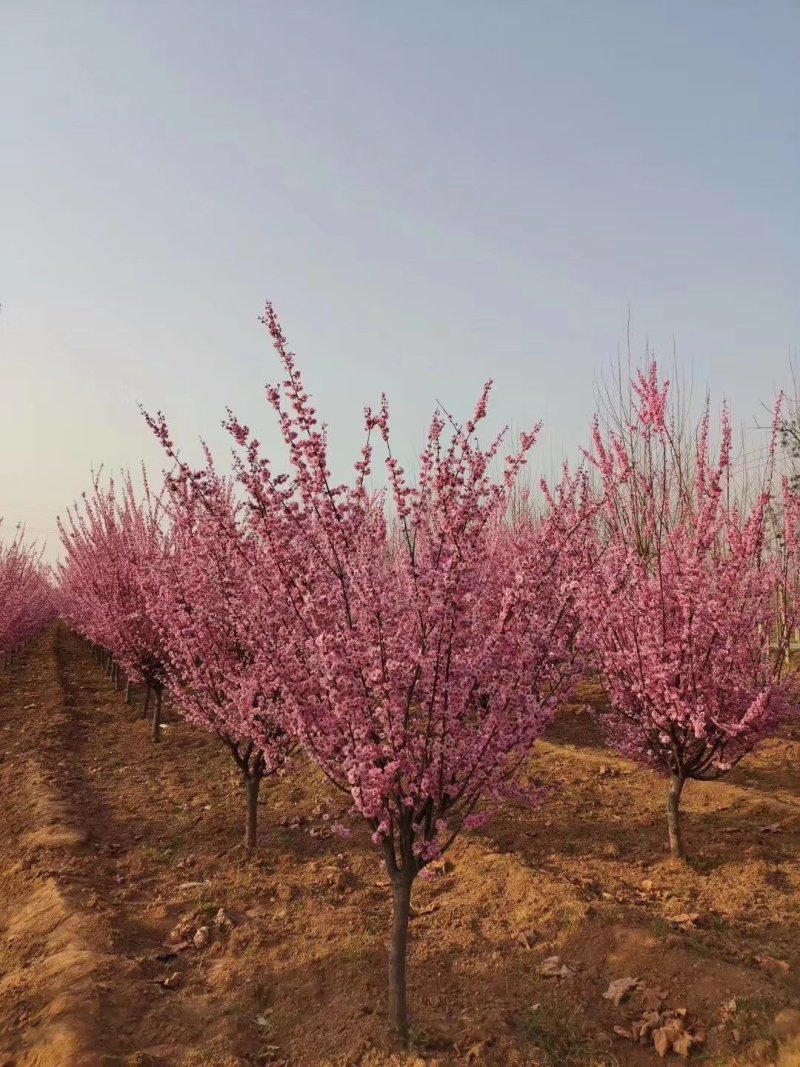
[{"left": 1, "top": 624, "right": 799, "bottom": 1067}]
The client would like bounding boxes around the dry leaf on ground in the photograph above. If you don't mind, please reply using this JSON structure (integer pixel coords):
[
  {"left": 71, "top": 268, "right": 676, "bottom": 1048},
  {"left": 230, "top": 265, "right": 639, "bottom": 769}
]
[
  {"left": 666, "top": 912, "right": 700, "bottom": 929},
  {"left": 514, "top": 927, "right": 539, "bottom": 949},
  {"left": 602, "top": 975, "right": 640, "bottom": 1006},
  {"left": 720, "top": 997, "right": 737, "bottom": 1020},
  {"left": 537, "top": 955, "right": 573, "bottom": 978}
]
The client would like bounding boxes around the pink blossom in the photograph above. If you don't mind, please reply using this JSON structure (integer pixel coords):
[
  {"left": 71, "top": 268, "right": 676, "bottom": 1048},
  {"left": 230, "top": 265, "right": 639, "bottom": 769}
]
[
  {"left": 0, "top": 524, "right": 53, "bottom": 654},
  {"left": 578, "top": 361, "right": 797, "bottom": 858}
]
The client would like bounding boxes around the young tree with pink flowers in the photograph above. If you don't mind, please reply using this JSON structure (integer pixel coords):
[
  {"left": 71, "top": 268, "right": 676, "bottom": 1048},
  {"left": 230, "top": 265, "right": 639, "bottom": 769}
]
[
  {"left": 578, "top": 362, "right": 798, "bottom": 860},
  {"left": 58, "top": 473, "right": 172, "bottom": 741},
  {"left": 144, "top": 457, "right": 294, "bottom": 847},
  {"left": 159, "top": 303, "right": 591, "bottom": 1043}
]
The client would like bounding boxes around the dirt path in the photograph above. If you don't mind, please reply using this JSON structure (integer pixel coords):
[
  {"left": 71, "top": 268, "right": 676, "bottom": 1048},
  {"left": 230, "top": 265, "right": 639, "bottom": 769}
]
[
  {"left": 0, "top": 627, "right": 105, "bottom": 1066},
  {"left": 0, "top": 625, "right": 245, "bottom": 1067},
  {"left": 1, "top": 627, "right": 800, "bottom": 1066}
]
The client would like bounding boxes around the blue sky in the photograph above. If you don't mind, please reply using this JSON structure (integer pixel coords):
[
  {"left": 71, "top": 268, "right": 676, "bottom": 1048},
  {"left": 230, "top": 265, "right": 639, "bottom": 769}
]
[{"left": 1, "top": 1, "right": 798, "bottom": 558}]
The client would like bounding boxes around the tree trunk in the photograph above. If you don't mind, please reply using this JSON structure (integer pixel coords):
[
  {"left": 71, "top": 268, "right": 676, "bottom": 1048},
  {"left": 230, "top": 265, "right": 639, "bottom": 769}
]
[
  {"left": 124, "top": 680, "right": 131, "bottom": 704},
  {"left": 244, "top": 770, "right": 262, "bottom": 849},
  {"left": 388, "top": 870, "right": 414, "bottom": 1045},
  {"left": 151, "top": 686, "right": 162, "bottom": 743},
  {"left": 142, "top": 685, "right": 151, "bottom": 719},
  {"left": 667, "top": 774, "right": 686, "bottom": 860}
]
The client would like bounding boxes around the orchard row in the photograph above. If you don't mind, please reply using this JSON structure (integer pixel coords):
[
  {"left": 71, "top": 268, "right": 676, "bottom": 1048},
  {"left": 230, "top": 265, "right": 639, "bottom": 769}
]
[
  {"left": 12, "top": 307, "right": 800, "bottom": 1045},
  {"left": 0, "top": 525, "right": 54, "bottom": 662}
]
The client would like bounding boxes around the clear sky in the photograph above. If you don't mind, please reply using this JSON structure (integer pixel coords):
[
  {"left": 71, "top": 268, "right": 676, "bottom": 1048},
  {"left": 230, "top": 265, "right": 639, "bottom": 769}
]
[{"left": 1, "top": 1, "right": 798, "bottom": 560}]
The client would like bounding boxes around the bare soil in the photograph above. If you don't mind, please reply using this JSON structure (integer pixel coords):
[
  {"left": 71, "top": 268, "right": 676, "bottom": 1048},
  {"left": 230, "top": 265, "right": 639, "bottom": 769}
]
[{"left": 1, "top": 625, "right": 799, "bottom": 1067}]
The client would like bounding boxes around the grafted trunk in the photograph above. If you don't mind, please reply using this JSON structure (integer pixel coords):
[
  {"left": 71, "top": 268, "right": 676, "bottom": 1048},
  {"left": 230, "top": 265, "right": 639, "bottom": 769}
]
[
  {"left": 667, "top": 774, "right": 686, "bottom": 859},
  {"left": 151, "top": 686, "right": 163, "bottom": 743},
  {"left": 388, "top": 869, "right": 414, "bottom": 1045}
]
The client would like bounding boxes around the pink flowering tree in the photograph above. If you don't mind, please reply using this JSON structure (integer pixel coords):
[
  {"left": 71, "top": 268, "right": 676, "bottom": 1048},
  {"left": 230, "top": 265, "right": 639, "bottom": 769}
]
[
  {"left": 58, "top": 473, "right": 173, "bottom": 741},
  {"left": 172, "top": 304, "right": 591, "bottom": 1043},
  {"left": 142, "top": 455, "right": 294, "bottom": 847},
  {"left": 578, "top": 362, "right": 797, "bottom": 859},
  {"left": 0, "top": 524, "right": 54, "bottom": 661}
]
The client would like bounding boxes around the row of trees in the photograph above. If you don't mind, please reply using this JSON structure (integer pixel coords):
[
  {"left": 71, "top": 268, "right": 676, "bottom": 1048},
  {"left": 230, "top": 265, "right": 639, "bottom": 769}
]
[
  {"left": 0, "top": 524, "right": 54, "bottom": 662},
  {"left": 57, "top": 307, "right": 800, "bottom": 1044}
]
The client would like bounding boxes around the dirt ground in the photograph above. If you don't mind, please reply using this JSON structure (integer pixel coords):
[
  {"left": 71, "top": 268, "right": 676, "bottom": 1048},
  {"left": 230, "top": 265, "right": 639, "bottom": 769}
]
[{"left": 1, "top": 625, "right": 799, "bottom": 1067}]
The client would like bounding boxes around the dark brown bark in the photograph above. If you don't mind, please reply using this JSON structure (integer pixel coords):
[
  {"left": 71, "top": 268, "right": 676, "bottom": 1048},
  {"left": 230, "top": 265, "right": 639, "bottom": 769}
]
[
  {"left": 142, "top": 685, "right": 151, "bottom": 719},
  {"left": 225, "top": 741, "right": 266, "bottom": 849},
  {"left": 388, "top": 869, "right": 414, "bottom": 1045},
  {"left": 667, "top": 773, "right": 686, "bottom": 859},
  {"left": 124, "top": 680, "right": 131, "bottom": 704},
  {"left": 245, "top": 769, "right": 263, "bottom": 849},
  {"left": 151, "top": 686, "right": 163, "bottom": 743}
]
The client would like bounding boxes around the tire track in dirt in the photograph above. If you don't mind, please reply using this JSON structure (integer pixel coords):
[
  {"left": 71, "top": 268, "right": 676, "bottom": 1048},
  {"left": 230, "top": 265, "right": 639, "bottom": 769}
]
[
  {"left": 47, "top": 625, "right": 261, "bottom": 1066},
  {"left": 46, "top": 625, "right": 219, "bottom": 1065},
  {"left": 0, "top": 624, "right": 200, "bottom": 1067},
  {"left": 0, "top": 627, "right": 104, "bottom": 1067}
]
